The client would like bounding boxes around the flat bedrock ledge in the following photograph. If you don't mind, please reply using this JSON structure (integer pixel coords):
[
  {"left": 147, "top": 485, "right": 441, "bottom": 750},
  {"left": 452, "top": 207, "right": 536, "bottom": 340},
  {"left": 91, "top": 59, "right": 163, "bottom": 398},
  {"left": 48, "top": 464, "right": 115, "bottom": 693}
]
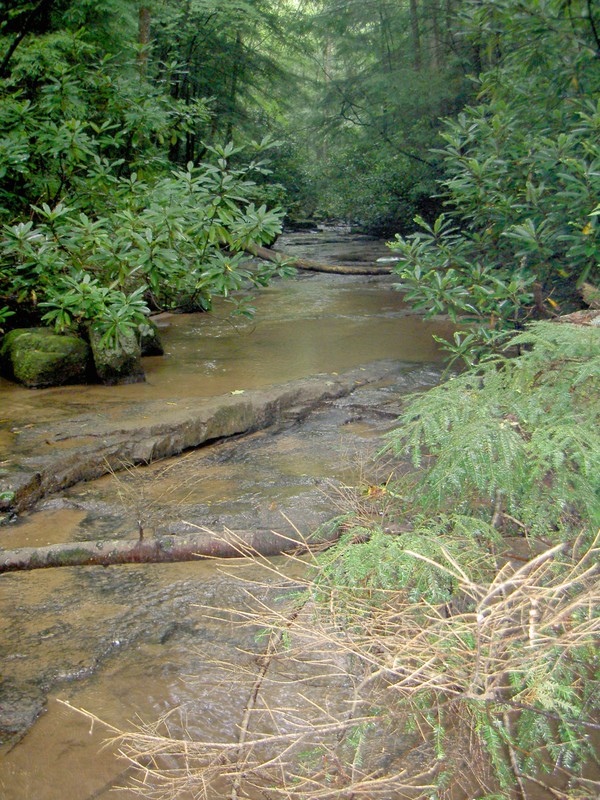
[{"left": 0, "top": 360, "right": 415, "bottom": 514}]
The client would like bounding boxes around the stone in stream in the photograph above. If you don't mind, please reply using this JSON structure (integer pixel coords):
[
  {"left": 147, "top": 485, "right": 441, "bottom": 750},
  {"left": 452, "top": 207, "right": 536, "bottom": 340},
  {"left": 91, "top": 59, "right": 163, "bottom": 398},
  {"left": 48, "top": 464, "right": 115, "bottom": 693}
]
[
  {"left": 139, "top": 319, "right": 165, "bottom": 356},
  {"left": 88, "top": 325, "right": 145, "bottom": 385},
  {"left": 0, "top": 328, "right": 92, "bottom": 388}
]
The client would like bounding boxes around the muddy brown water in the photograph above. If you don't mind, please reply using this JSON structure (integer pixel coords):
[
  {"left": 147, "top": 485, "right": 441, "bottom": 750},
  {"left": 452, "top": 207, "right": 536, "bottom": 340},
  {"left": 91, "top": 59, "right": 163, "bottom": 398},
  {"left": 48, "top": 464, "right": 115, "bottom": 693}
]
[{"left": 0, "top": 231, "right": 453, "bottom": 798}]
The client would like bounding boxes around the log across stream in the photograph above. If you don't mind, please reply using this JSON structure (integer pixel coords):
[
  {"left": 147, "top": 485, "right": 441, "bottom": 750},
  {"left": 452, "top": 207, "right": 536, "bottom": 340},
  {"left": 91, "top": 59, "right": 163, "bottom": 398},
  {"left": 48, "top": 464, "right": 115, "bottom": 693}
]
[
  {"left": 244, "top": 241, "right": 395, "bottom": 274},
  {"left": 0, "top": 529, "right": 319, "bottom": 572}
]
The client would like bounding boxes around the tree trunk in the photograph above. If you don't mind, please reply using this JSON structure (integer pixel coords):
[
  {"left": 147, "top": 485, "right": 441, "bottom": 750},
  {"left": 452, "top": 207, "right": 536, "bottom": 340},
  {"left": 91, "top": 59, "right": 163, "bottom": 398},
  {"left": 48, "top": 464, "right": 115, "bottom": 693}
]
[
  {"left": 138, "top": 5, "right": 151, "bottom": 76},
  {"left": 0, "top": 0, "right": 56, "bottom": 79},
  {"left": 319, "top": 37, "right": 333, "bottom": 161},
  {"left": 226, "top": 32, "right": 243, "bottom": 142},
  {"left": 243, "top": 243, "right": 394, "bottom": 275},
  {"left": 410, "top": 0, "right": 422, "bottom": 72},
  {"left": 0, "top": 529, "right": 332, "bottom": 573},
  {"left": 428, "top": 0, "right": 443, "bottom": 70}
]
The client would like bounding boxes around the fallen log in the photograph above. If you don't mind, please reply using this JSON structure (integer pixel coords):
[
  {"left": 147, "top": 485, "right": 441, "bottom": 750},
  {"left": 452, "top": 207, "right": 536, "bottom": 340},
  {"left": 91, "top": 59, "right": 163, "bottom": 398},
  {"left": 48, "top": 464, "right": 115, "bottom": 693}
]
[
  {"left": 554, "top": 308, "right": 600, "bottom": 326},
  {"left": 0, "top": 528, "right": 332, "bottom": 572},
  {"left": 244, "top": 242, "right": 394, "bottom": 275}
]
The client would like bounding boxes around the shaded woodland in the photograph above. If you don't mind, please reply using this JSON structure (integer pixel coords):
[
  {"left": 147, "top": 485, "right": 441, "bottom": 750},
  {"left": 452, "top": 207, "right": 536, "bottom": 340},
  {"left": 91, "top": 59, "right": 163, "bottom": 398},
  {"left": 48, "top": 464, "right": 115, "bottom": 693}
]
[{"left": 0, "top": 2, "right": 599, "bottom": 798}]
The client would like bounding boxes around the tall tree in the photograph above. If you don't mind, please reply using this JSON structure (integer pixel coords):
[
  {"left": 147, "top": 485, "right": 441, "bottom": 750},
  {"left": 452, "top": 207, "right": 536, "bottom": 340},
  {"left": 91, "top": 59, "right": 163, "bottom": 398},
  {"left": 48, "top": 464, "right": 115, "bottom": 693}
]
[
  {"left": 409, "top": 0, "right": 422, "bottom": 71},
  {"left": 272, "top": 0, "right": 474, "bottom": 232},
  {"left": 145, "top": 0, "right": 294, "bottom": 158},
  {"left": 137, "top": 3, "right": 151, "bottom": 75}
]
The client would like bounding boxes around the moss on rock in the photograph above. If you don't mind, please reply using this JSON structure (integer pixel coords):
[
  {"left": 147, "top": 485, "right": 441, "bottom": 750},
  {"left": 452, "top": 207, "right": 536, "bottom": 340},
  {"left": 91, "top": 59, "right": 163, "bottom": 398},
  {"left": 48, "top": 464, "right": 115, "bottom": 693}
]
[{"left": 0, "top": 328, "right": 92, "bottom": 388}]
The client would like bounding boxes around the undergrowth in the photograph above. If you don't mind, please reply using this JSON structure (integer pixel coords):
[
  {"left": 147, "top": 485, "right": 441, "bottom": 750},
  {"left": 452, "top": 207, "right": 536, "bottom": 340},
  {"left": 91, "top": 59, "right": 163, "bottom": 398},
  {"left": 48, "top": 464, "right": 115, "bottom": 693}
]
[
  {"left": 308, "top": 321, "right": 600, "bottom": 798},
  {"left": 87, "top": 321, "right": 599, "bottom": 800}
]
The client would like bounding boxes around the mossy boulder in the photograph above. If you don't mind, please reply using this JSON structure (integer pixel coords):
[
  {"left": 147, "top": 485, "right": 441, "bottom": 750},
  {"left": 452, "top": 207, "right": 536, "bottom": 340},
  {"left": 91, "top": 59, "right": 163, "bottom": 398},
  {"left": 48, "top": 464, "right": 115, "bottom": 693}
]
[
  {"left": 0, "top": 328, "right": 92, "bottom": 388},
  {"left": 89, "top": 327, "right": 145, "bottom": 385}
]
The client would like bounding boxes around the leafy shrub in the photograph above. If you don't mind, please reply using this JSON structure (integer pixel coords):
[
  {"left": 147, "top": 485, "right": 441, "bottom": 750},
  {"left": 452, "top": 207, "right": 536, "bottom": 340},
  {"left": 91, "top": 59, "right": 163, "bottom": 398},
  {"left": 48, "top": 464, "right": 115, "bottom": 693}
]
[
  {"left": 389, "top": 0, "right": 600, "bottom": 363},
  {"left": 0, "top": 33, "right": 289, "bottom": 345}
]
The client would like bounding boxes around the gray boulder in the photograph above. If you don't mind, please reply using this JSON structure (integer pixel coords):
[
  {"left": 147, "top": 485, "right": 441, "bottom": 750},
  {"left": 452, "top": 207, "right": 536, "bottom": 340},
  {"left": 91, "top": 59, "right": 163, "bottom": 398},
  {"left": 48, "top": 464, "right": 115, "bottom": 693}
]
[
  {"left": 0, "top": 328, "right": 92, "bottom": 388},
  {"left": 88, "top": 327, "right": 145, "bottom": 385}
]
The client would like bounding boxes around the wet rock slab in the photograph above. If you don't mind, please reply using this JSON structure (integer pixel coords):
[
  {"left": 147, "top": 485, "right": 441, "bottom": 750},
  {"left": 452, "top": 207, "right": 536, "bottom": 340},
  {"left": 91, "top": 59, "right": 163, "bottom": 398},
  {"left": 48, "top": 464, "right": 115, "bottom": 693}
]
[
  {"left": 0, "top": 559, "right": 291, "bottom": 746},
  {"left": 0, "top": 360, "right": 423, "bottom": 514},
  {"left": 0, "top": 362, "right": 442, "bottom": 746}
]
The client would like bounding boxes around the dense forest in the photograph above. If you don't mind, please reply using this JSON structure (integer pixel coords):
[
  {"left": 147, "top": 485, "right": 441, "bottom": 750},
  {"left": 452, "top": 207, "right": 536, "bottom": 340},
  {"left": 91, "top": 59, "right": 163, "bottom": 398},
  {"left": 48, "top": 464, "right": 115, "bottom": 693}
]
[
  {"left": 0, "top": 0, "right": 598, "bottom": 357},
  {"left": 0, "top": 1, "right": 599, "bottom": 798}
]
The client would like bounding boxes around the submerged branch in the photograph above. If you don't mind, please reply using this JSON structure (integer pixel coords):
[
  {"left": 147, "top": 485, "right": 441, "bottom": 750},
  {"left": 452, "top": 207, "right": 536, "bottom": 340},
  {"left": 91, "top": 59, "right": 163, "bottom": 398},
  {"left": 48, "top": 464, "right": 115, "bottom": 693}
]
[{"left": 0, "top": 527, "right": 334, "bottom": 572}]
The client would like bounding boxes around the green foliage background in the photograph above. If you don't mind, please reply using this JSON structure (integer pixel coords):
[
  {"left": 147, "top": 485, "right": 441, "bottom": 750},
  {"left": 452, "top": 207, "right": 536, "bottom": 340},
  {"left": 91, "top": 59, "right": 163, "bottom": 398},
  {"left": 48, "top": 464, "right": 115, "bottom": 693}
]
[{"left": 389, "top": 0, "right": 600, "bottom": 358}]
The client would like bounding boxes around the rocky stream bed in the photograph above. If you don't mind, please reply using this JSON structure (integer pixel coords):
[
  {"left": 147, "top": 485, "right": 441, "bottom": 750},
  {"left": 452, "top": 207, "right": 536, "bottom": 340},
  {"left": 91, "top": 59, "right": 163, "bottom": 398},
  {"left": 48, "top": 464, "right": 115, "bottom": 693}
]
[{"left": 0, "top": 232, "right": 454, "bottom": 799}]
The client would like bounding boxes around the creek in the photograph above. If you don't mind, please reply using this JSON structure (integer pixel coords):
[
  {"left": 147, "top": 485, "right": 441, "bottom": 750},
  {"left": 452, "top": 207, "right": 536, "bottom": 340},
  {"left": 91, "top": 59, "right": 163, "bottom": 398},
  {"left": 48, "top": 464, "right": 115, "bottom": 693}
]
[{"left": 0, "top": 230, "right": 455, "bottom": 799}]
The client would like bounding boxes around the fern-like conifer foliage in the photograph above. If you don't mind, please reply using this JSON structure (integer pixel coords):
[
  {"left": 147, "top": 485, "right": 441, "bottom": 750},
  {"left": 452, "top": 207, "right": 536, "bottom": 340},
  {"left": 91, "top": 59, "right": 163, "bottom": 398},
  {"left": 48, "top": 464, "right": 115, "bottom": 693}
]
[
  {"left": 310, "top": 321, "right": 600, "bottom": 798},
  {"left": 108, "top": 322, "right": 600, "bottom": 800},
  {"left": 386, "top": 321, "right": 600, "bottom": 540}
]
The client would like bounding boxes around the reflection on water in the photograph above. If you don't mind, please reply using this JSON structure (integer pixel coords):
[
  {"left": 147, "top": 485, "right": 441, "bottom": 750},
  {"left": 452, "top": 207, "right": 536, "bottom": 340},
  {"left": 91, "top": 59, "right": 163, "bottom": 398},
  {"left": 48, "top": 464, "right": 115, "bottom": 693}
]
[{"left": 0, "top": 508, "right": 88, "bottom": 549}]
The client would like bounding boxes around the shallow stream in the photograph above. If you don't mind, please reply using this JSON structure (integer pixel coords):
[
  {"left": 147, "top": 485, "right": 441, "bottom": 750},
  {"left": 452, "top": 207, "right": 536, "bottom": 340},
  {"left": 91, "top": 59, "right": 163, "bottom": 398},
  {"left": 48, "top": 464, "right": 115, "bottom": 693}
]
[{"left": 0, "top": 231, "right": 453, "bottom": 798}]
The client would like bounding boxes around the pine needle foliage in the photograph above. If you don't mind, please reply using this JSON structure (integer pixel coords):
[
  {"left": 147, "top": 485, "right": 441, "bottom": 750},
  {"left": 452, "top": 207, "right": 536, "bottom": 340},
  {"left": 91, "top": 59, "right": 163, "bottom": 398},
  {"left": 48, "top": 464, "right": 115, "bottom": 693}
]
[
  {"left": 384, "top": 322, "right": 600, "bottom": 540},
  {"left": 316, "top": 516, "right": 501, "bottom": 605}
]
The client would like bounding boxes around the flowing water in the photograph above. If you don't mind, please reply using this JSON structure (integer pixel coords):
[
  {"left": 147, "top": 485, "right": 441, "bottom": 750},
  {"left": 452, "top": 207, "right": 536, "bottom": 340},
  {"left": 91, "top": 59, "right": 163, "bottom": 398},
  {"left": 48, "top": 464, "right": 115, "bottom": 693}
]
[
  {"left": 0, "top": 231, "right": 454, "bottom": 799},
  {"left": 0, "top": 232, "right": 439, "bottom": 432}
]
